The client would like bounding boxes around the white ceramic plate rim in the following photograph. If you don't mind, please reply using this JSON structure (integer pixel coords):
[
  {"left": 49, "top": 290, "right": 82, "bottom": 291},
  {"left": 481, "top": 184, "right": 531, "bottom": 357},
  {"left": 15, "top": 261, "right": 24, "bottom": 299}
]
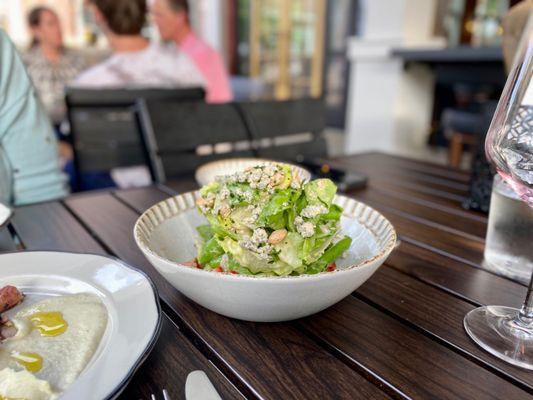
[
  {"left": 134, "top": 192, "right": 397, "bottom": 282},
  {"left": 0, "top": 251, "right": 162, "bottom": 400}
]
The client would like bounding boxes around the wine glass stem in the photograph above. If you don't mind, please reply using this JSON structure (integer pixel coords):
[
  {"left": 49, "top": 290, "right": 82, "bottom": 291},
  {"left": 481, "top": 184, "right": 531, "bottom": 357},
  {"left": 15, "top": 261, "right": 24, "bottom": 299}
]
[{"left": 518, "top": 269, "right": 533, "bottom": 327}]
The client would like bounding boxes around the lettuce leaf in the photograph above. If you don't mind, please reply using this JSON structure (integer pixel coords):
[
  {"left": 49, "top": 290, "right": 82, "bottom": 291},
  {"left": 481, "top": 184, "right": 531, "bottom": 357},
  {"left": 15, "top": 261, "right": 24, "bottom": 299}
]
[
  {"left": 304, "top": 179, "right": 337, "bottom": 206},
  {"left": 219, "top": 237, "right": 295, "bottom": 276},
  {"left": 318, "top": 204, "right": 342, "bottom": 222},
  {"left": 199, "top": 181, "right": 219, "bottom": 196},
  {"left": 259, "top": 190, "right": 292, "bottom": 220},
  {"left": 275, "top": 232, "right": 303, "bottom": 268},
  {"left": 306, "top": 236, "right": 352, "bottom": 274},
  {"left": 198, "top": 237, "right": 224, "bottom": 265},
  {"left": 303, "top": 234, "right": 337, "bottom": 264},
  {"left": 196, "top": 225, "right": 214, "bottom": 241},
  {"left": 206, "top": 214, "right": 237, "bottom": 240}
]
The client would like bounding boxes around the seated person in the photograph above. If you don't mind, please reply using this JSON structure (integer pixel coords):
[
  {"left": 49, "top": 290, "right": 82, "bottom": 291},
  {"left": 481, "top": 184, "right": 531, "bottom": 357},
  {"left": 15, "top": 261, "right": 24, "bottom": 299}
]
[
  {"left": 23, "top": 6, "right": 85, "bottom": 185},
  {"left": 23, "top": 6, "right": 86, "bottom": 126},
  {"left": 151, "top": 0, "right": 233, "bottom": 103},
  {"left": 74, "top": 0, "right": 204, "bottom": 88},
  {"left": 0, "top": 30, "right": 68, "bottom": 206}
]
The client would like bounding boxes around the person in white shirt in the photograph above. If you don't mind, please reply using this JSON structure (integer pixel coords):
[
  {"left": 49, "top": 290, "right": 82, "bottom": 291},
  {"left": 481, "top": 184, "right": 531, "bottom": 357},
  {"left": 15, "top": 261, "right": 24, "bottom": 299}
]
[
  {"left": 74, "top": 0, "right": 204, "bottom": 89},
  {"left": 71, "top": 0, "right": 205, "bottom": 190}
]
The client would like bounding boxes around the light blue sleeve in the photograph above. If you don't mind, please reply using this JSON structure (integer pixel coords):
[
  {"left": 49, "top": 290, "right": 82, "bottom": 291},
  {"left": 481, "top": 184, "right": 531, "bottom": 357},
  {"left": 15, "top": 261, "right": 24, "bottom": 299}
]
[{"left": 0, "top": 30, "right": 68, "bottom": 206}]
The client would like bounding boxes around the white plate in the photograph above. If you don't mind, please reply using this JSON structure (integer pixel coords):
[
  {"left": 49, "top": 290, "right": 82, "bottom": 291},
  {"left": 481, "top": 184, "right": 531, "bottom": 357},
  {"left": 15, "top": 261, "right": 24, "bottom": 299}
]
[
  {"left": 134, "top": 192, "right": 396, "bottom": 322},
  {"left": 0, "top": 203, "right": 12, "bottom": 228},
  {"left": 195, "top": 158, "right": 312, "bottom": 187},
  {"left": 0, "top": 251, "right": 161, "bottom": 400}
]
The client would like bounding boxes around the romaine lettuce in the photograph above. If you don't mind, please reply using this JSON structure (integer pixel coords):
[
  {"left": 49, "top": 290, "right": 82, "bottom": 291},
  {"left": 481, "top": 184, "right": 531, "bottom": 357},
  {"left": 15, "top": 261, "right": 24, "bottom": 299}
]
[{"left": 195, "top": 164, "right": 351, "bottom": 276}]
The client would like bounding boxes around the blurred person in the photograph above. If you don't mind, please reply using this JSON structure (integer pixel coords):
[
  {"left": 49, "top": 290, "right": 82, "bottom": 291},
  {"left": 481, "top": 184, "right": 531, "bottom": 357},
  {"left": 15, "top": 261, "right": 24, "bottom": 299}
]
[
  {"left": 151, "top": 0, "right": 233, "bottom": 103},
  {"left": 74, "top": 0, "right": 204, "bottom": 88},
  {"left": 0, "top": 30, "right": 68, "bottom": 206},
  {"left": 23, "top": 7, "right": 86, "bottom": 125},
  {"left": 74, "top": 0, "right": 204, "bottom": 190}
]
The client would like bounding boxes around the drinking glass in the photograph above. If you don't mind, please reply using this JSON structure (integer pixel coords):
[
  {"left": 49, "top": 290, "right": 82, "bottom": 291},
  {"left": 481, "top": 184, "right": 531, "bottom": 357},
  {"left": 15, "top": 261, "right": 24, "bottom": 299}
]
[{"left": 463, "top": 18, "right": 533, "bottom": 370}]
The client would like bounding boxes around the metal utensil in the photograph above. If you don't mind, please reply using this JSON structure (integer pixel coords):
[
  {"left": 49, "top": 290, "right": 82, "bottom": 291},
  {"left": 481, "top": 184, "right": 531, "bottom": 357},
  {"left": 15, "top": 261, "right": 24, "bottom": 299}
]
[{"left": 185, "top": 370, "right": 222, "bottom": 400}]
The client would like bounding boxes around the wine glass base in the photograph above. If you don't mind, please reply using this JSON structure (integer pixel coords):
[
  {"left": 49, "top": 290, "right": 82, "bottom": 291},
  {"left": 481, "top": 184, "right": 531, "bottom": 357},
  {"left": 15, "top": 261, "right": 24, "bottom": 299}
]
[{"left": 464, "top": 306, "right": 533, "bottom": 370}]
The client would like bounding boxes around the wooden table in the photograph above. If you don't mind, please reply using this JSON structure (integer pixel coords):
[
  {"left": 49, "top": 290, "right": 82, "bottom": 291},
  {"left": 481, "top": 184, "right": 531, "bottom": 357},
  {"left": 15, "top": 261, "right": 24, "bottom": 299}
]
[{"left": 2, "top": 153, "right": 531, "bottom": 399}]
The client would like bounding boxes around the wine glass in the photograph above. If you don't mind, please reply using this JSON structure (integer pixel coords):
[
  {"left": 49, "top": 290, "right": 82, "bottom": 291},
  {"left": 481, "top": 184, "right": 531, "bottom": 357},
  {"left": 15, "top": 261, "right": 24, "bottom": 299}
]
[{"left": 463, "top": 18, "right": 533, "bottom": 369}]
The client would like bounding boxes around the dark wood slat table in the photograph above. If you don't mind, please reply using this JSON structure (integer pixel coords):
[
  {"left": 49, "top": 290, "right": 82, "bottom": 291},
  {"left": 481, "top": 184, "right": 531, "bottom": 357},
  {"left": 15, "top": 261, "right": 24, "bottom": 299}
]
[{"left": 3, "top": 153, "right": 532, "bottom": 399}]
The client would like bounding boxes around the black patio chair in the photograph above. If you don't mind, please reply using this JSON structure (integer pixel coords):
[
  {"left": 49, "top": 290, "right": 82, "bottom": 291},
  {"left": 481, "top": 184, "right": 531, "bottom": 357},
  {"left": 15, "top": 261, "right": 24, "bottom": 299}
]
[
  {"left": 66, "top": 87, "right": 205, "bottom": 190},
  {"left": 135, "top": 100, "right": 253, "bottom": 183},
  {"left": 238, "top": 98, "right": 328, "bottom": 163}
]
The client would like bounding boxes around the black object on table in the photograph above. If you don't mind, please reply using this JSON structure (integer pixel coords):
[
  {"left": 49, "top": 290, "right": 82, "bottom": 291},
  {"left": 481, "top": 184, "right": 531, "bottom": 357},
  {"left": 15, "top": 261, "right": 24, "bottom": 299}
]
[{"left": 298, "top": 158, "right": 368, "bottom": 191}]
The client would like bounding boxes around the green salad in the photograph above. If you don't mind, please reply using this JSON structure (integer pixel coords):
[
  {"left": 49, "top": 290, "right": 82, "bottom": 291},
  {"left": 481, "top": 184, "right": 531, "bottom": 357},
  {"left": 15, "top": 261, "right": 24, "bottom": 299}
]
[{"left": 194, "top": 164, "right": 352, "bottom": 276}]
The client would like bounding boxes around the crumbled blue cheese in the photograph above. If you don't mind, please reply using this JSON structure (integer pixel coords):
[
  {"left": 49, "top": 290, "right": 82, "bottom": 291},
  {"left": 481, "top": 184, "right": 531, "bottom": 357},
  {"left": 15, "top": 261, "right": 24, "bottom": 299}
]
[
  {"left": 294, "top": 216, "right": 315, "bottom": 238},
  {"left": 219, "top": 187, "right": 230, "bottom": 200},
  {"left": 300, "top": 204, "right": 328, "bottom": 218},
  {"left": 264, "top": 164, "right": 277, "bottom": 177},
  {"left": 255, "top": 176, "right": 270, "bottom": 190},
  {"left": 251, "top": 228, "right": 268, "bottom": 244},
  {"left": 222, "top": 165, "right": 286, "bottom": 190},
  {"left": 255, "top": 244, "right": 273, "bottom": 260},
  {"left": 236, "top": 171, "right": 247, "bottom": 183},
  {"left": 234, "top": 187, "right": 253, "bottom": 202},
  {"left": 243, "top": 205, "right": 260, "bottom": 225},
  {"left": 239, "top": 228, "right": 273, "bottom": 260}
]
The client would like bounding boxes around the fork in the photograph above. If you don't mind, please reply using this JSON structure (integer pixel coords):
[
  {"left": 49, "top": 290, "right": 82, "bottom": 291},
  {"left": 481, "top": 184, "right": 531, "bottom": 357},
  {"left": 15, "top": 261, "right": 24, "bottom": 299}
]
[{"left": 150, "top": 389, "right": 170, "bottom": 400}]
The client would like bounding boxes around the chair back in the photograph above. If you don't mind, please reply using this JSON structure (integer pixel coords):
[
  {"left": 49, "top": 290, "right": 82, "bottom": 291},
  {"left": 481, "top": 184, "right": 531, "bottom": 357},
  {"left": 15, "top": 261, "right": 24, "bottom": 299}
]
[
  {"left": 136, "top": 100, "right": 254, "bottom": 182},
  {"left": 66, "top": 87, "right": 205, "bottom": 185},
  {"left": 238, "top": 98, "right": 328, "bottom": 162}
]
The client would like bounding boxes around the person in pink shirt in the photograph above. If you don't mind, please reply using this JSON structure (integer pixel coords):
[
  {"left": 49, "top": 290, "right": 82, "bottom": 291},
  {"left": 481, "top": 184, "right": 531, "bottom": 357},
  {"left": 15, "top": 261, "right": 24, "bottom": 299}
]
[{"left": 151, "top": 0, "right": 233, "bottom": 103}]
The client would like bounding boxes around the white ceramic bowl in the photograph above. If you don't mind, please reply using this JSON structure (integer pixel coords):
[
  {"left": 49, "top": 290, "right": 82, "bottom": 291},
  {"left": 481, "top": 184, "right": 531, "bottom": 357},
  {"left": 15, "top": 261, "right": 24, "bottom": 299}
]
[
  {"left": 134, "top": 192, "right": 396, "bottom": 322},
  {"left": 195, "top": 158, "right": 312, "bottom": 187}
]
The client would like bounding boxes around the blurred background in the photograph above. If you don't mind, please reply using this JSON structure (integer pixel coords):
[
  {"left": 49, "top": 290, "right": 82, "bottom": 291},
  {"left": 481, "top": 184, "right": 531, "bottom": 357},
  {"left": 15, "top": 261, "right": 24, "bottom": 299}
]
[{"left": 0, "top": 0, "right": 527, "bottom": 175}]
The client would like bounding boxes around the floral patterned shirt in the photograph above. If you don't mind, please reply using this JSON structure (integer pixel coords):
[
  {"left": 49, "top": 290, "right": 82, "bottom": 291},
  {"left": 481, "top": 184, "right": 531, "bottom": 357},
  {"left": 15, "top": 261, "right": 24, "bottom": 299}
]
[{"left": 23, "top": 47, "right": 86, "bottom": 124}]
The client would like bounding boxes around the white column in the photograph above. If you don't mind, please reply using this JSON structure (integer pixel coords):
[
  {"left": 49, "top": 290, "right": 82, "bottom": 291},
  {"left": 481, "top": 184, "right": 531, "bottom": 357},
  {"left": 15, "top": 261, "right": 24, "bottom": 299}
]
[
  {"left": 345, "top": 40, "right": 403, "bottom": 154},
  {"left": 192, "top": 0, "right": 225, "bottom": 55},
  {"left": 344, "top": 0, "right": 405, "bottom": 154},
  {"left": 344, "top": 0, "right": 443, "bottom": 155},
  {"left": 358, "top": 0, "right": 406, "bottom": 40}
]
